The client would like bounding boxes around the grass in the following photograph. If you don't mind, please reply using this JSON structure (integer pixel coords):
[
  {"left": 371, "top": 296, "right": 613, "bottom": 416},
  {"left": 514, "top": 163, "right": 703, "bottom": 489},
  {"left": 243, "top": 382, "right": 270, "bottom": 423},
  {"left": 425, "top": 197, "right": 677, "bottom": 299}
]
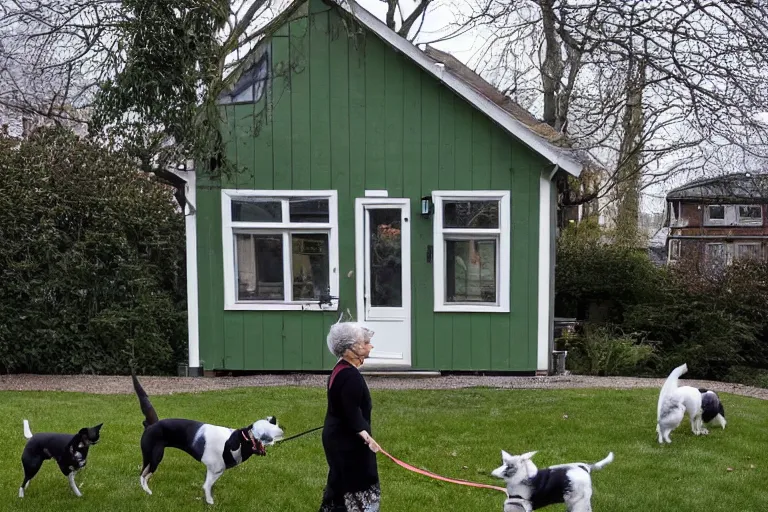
[{"left": 1, "top": 386, "right": 766, "bottom": 511}]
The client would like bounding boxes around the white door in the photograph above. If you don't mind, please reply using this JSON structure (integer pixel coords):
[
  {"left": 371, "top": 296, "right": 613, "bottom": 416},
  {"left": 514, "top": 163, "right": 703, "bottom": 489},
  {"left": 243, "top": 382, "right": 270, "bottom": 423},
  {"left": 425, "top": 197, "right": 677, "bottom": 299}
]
[{"left": 354, "top": 198, "right": 411, "bottom": 368}]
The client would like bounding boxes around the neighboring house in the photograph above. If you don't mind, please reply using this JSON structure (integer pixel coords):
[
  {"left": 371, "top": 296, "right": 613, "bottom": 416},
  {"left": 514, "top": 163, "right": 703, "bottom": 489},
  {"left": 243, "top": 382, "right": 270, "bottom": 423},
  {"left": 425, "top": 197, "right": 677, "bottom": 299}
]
[
  {"left": 184, "top": 0, "right": 588, "bottom": 375},
  {"left": 664, "top": 172, "right": 768, "bottom": 268}
]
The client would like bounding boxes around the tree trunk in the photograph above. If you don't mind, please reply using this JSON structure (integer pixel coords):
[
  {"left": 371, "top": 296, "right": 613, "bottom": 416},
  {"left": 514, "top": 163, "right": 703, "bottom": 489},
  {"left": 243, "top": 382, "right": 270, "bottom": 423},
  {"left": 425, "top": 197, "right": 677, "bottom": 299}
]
[{"left": 614, "top": 56, "right": 646, "bottom": 246}]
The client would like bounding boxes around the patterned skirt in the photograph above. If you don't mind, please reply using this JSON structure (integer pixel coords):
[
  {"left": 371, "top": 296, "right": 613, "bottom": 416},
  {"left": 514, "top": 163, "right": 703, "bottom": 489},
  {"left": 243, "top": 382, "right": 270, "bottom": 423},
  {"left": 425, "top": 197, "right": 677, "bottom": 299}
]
[{"left": 319, "top": 482, "right": 381, "bottom": 512}]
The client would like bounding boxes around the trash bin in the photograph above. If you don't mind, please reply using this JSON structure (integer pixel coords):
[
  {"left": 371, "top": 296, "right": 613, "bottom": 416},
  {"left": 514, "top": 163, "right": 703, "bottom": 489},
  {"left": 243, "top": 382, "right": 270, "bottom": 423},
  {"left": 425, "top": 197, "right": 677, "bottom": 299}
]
[{"left": 551, "top": 350, "right": 568, "bottom": 376}]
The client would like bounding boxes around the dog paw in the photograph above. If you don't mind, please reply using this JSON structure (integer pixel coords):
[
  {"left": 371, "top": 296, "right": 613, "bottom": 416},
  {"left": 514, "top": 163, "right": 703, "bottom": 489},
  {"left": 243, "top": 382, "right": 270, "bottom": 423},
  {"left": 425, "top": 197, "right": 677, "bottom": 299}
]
[{"left": 701, "top": 428, "right": 709, "bottom": 435}]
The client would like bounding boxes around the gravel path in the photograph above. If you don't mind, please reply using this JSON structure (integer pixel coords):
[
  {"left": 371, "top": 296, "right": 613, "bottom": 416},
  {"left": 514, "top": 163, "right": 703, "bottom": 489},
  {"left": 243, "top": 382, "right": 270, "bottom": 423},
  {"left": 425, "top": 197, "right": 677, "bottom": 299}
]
[{"left": 0, "top": 373, "right": 766, "bottom": 400}]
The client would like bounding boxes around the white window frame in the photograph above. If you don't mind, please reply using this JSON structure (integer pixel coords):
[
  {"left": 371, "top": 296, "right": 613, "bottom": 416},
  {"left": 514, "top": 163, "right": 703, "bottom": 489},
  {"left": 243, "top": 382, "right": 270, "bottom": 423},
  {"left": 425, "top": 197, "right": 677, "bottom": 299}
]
[
  {"left": 668, "top": 238, "right": 681, "bottom": 263},
  {"left": 221, "top": 190, "right": 339, "bottom": 311},
  {"left": 704, "top": 204, "right": 727, "bottom": 226},
  {"left": 736, "top": 205, "right": 763, "bottom": 226},
  {"left": 432, "top": 190, "right": 511, "bottom": 313}
]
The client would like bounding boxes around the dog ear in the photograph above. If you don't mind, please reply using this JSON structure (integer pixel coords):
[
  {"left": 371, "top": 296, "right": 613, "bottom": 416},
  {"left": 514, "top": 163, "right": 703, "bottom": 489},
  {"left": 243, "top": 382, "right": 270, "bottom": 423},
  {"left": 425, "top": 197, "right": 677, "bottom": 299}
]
[
  {"left": 521, "top": 451, "right": 537, "bottom": 460},
  {"left": 268, "top": 416, "right": 277, "bottom": 425},
  {"left": 501, "top": 450, "right": 514, "bottom": 463}
]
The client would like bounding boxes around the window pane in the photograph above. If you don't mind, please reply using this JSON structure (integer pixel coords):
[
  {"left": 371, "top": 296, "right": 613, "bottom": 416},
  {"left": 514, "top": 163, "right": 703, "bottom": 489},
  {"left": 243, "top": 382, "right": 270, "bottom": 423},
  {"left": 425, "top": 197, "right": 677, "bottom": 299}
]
[
  {"left": 443, "top": 200, "right": 499, "bottom": 228},
  {"left": 738, "top": 205, "right": 762, "bottom": 221},
  {"left": 292, "top": 233, "right": 330, "bottom": 300},
  {"left": 232, "top": 198, "right": 282, "bottom": 222},
  {"left": 704, "top": 244, "right": 726, "bottom": 268},
  {"left": 736, "top": 244, "right": 761, "bottom": 261},
  {"left": 708, "top": 205, "right": 725, "bottom": 220},
  {"left": 369, "top": 209, "right": 402, "bottom": 307},
  {"left": 235, "top": 234, "right": 284, "bottom": 300},
  {"left": 445, "top": 239, "right": 497, "bottom": 303},
  {"left": 289, "top": 198, "right": 330, "bottom": 223},
  {"left": 669, "top": 239, "right": 681, "bottom": 260}
]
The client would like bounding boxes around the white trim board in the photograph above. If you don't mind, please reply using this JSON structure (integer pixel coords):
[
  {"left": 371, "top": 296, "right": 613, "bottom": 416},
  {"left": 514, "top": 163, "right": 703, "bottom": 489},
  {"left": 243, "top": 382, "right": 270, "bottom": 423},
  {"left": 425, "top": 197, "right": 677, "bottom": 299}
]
[
  {"left": 338, "top": 0, "right": 582, "bottom": 177},
  {"left": 537, "top": 175, "right": 553, "bottom": 372}
]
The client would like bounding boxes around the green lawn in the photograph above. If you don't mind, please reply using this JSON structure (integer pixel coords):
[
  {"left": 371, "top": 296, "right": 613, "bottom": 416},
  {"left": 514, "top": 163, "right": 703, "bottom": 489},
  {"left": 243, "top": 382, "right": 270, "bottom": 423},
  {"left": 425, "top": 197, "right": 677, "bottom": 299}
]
[{"left": 1, "top": 386, "right": 766, "bottom": 511}]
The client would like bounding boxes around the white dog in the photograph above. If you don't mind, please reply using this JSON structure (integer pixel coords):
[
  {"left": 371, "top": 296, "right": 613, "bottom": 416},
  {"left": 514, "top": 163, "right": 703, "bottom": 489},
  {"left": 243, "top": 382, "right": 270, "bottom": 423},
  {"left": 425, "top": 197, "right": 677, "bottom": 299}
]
[
  {"left": 491, "top": 450, "right": 614, "bottom": 511},
  {"left": 656, "top": 363, "right": 726, "bottom": 444}
]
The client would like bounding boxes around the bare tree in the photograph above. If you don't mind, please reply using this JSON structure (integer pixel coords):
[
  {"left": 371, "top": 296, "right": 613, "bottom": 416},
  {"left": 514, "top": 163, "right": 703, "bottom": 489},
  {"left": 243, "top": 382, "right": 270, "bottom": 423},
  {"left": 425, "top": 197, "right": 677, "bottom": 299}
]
[
  {"left": 448, "top": 0, "right": 768, "bottom": 236},
  {"left": 378, "top": 0, "right": 433, "bottom": 39}
]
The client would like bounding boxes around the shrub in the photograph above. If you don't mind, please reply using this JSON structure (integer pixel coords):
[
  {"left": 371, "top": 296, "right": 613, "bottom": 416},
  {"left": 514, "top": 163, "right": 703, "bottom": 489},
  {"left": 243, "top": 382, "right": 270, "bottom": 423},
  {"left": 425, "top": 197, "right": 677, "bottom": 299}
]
[
  {"left": 0, "top": 127, "right": 187, "bottom": 375},
  {"left": 563, "top": 325, "right": 658, "bottom": 376}
]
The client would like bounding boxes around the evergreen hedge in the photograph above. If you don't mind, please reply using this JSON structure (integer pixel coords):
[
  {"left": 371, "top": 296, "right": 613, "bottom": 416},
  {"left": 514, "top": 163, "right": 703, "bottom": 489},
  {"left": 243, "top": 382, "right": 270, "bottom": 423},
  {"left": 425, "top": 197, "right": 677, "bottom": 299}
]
[{"left": 0, "top": 127, "right": 187, "bottom": 374}]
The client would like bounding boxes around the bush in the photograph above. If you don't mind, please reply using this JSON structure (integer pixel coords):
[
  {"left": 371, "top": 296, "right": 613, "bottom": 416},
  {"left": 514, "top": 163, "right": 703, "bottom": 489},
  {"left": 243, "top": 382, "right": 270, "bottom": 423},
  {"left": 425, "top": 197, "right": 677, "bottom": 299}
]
[
  {"left": 556, "top": 221, "right": 768, "bottom": 385},
  {"left": 563, "top": 325, "right": 658, "bottom": 376},
  {"left": 0, "top": 127, "right": 187, "bottom": 375}
]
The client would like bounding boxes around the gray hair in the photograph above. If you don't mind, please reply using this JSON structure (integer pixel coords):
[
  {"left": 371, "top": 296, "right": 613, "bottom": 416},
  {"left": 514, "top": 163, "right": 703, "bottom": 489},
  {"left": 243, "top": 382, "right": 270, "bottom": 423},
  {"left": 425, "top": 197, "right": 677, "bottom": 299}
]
[{"left": 326, "top": 321, "right": 374, "bottom": 358}]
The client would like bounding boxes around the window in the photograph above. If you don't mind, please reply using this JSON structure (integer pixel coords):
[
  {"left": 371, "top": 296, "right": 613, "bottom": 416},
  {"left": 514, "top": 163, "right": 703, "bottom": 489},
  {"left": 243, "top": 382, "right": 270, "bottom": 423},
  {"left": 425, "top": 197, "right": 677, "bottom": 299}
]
[
  {"left": 218, "top": 51, "right": 270, "bottom": 104},
  {"left": 704, "top": 243, "right": 727, "bottom": 269},
  {"left": 737, "top": 205, "right": 762, "bottom": 226},
  {"left": 704, "top": 204, "right": 764, "bottom": 226},
  {"left": 735, "top": 243, "right": 762, "bottom": 261},
  {"left": 432, "top": 191, "right": 510, "bottom": 312},
  {"left": 668, "top": 239, "right": 681, "bottom": 263},
  {"left": 705, "top": 205, "right": 726, "bottom": 225},
  {"left": 222, "top": 190, "right": 338, "bottom": 310}
]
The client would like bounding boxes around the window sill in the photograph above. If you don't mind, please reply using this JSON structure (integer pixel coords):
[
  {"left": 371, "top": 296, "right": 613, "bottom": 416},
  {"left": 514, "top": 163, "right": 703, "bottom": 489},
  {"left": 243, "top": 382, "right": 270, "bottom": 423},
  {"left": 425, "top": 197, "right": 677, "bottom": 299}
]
[
  {"left": 434, "top": 304, "right": 510, "bottom": 313},
  {"left": 224, "top": 301, "right": 338, "bottom": 312}
]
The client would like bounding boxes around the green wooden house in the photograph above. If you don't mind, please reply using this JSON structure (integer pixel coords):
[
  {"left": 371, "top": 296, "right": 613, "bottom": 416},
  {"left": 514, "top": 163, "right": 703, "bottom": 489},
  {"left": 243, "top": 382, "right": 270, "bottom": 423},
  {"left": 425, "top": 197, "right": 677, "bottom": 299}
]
[{"left": 183, "top": 0, "right": 584, "bottom": 375}]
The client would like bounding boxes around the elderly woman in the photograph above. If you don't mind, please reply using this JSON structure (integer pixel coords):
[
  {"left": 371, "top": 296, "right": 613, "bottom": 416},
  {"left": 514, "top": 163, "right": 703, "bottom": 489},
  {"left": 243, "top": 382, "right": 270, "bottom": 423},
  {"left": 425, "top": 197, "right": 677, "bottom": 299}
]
[{"left": 319, "top": 322, "right": 381, "bottom": 512}]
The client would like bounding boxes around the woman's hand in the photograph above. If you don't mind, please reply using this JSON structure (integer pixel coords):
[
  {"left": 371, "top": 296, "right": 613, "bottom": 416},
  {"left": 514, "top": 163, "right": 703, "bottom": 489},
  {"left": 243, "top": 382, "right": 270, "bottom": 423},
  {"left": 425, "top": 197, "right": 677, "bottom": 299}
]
[{"left": 358, "top": 430, "right": 380, "bottom": 453}]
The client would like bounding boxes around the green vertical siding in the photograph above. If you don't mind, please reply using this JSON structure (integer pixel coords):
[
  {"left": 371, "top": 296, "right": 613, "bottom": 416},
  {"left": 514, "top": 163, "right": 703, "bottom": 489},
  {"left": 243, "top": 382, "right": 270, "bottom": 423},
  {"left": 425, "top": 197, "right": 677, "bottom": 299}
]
[{"left": 198, "top": 0, "right": 548, "bottom": 371}]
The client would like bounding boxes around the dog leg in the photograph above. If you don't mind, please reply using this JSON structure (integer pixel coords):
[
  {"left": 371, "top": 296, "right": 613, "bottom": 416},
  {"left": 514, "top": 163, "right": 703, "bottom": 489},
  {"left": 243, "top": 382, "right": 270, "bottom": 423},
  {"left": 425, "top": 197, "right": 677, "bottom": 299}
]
[
  {"left": 68, "top": 472, "right": 82, "bottom": 497},
  {"left": 202, "top": 468, "right": 224, "bottom": 505},
  {"left": 140, "top": 465, "right": 153, "bottom": 495}
]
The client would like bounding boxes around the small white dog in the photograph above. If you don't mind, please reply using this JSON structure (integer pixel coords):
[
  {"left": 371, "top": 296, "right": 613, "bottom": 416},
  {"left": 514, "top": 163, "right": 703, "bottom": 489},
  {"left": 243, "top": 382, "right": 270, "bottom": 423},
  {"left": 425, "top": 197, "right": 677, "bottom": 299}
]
[
  {"left": 656, "top": 363, "right": 726, "bottom": 444},
  {"left": 491, "top": 450, "right": 614, "bottom": 511}
]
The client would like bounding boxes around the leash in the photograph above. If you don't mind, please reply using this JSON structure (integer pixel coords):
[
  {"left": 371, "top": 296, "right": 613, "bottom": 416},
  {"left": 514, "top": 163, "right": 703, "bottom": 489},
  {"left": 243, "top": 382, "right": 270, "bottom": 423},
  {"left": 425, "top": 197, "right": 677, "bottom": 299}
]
[
  {"left": 272, "top": 427, "right": 506, "bottom": 494},
  {"left": 277, "top": 425, "right": 323, "bottom": 443},
  {"left": 378, "top": 447, "right": 507, "bottom": 493}
]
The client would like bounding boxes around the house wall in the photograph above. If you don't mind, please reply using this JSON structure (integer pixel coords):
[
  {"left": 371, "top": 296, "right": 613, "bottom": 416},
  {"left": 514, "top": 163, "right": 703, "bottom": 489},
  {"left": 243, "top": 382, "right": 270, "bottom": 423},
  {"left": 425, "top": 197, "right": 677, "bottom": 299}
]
[
  {"left": 669, "top": 201, "right": 768, "bottom": 264},
  {"left": 195, "top": 0, "right": 549, "bottom": 371}
]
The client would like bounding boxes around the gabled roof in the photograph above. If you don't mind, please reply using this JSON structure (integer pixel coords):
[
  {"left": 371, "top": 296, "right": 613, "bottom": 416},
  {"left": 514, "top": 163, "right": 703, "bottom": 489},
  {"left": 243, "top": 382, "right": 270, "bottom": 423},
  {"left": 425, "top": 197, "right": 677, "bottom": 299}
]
[
  {"left": 223, "top": 0, "right": 583, "bottom": 177},
  {"left": 666, "top": 172, "right": 768, "bottom": 203}
]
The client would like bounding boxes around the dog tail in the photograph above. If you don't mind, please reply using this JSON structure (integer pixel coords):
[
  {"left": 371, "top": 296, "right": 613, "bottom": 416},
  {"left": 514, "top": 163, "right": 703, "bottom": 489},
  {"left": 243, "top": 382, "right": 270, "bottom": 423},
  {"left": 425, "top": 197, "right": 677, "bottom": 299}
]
[
  {"left": 658, "top": 363, "right": 687, "bottom": 422},
  {"left": 590, "top": 452, "right": 614, "bottom": 471},
  {"left": 132, "top": 372, "right": 159, "bottom": 428},
  {"left": 22, "top": 419, "right": 33, "bottom": 440}
]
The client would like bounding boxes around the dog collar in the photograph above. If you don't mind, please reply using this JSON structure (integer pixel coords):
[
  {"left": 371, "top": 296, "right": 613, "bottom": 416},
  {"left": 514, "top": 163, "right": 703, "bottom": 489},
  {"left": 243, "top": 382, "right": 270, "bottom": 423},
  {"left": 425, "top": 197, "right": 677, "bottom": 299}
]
[{"left": 242, "top": 430, "right": 265, "bottom": 455}]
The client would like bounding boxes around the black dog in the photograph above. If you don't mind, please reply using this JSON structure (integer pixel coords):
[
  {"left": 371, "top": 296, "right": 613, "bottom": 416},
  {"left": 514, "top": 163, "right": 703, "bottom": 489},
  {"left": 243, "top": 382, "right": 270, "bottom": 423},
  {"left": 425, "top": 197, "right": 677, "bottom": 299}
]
[
  {"left": 132, "top": 373, "right": 283, "bottom": 504},
  {"left": 19, "top": 419, "right": 102, "bottom": 498}
]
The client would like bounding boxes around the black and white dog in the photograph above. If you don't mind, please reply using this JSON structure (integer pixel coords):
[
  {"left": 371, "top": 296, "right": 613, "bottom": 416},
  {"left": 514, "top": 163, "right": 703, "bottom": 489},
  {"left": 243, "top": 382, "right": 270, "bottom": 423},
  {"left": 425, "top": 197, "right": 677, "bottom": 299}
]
[
  {"left": 19, "top": 419, "right": 103, "bottom": 498},
  {"left": 491, "top": 449, "right": 614, "bottom": 511},
  {"left": 132, "top": 374, "right": 284, "bottom": 504},
  {"left": 657, "top": 363, "right": 726, "bottom": 444}
]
